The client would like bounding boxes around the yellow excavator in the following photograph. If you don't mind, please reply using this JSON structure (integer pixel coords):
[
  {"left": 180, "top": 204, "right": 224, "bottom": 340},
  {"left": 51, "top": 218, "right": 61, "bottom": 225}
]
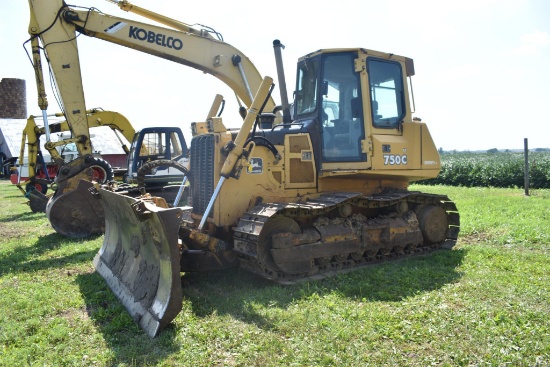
[
  {"left": 26, "top": 0, "right": 272, "bottom": 238},
  {"left": 15, "top": 109, "right": 190, "bottom": 215},
  {"left": 28, "top": 0, "right": 460, "bottom": 337},
  {"left": 15, "top": 108, "right": 134, "bottom": 214}
]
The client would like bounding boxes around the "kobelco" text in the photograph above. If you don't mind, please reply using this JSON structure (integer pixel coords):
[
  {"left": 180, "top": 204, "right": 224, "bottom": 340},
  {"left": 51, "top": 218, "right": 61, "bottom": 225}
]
[{"left": 128, "top": 26, "right": 183, "bottom": 50}]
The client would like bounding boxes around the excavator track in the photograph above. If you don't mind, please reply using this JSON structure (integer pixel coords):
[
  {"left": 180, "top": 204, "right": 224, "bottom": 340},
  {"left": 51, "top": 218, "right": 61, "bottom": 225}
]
[{"left": 233, "top": 191, "right": 459, "bottom": 284}]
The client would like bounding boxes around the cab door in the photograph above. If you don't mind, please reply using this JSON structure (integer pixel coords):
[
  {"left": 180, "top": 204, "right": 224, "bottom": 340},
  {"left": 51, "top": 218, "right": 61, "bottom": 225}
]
[
  {"left": 318, "top": 52, "right": 369, "bottom": 170},
  {"left": 366, "top": 57, "right": 421, "bottom": 171}
]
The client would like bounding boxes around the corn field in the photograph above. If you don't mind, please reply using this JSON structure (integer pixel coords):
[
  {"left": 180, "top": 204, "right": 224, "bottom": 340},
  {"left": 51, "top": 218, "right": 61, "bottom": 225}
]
[{"left": 421, "top": 151, "right": 550, "bottom": 188}]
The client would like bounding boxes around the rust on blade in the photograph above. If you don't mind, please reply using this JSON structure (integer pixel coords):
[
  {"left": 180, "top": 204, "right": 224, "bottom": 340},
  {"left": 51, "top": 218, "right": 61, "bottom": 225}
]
[{"left": 94, "top": 188, "right": 184, "bottom": 337}]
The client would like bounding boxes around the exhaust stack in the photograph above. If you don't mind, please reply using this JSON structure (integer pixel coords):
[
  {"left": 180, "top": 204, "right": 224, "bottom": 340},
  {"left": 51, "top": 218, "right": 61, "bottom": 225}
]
[{"left": 273, "top": 40, "right": 291, "bottom": 123}]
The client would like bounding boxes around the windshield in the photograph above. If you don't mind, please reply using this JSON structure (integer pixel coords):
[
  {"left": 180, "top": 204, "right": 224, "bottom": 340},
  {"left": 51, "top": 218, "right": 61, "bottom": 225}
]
[{"left": 294, "top": 52, "right": 367, "bottom": 163}]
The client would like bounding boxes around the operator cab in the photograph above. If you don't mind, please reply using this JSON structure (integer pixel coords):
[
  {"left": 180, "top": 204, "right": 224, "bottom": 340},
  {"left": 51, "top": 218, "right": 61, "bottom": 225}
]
[
  {"left": 126, "top": 127, "right": 188, "bottom": 185},
  {"left": 292, "top": 49, "right": 410, "bottom": 171}
]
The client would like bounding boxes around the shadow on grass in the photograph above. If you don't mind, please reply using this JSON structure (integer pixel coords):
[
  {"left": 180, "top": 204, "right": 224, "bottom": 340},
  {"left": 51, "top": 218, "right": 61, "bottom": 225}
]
[
  {"left": 75, "top": 272, "right": 179, "bottom": 365},
  {"left": 2, "top": 194, "right": 29, "bottom": 199},
  {"left": 0, "top": 210, "right": 44, "bottom": 223},
  {"left": 182, "top": 248, "right": 466, "bottom": 328},
  {"left": 72, "top": 248, "right": 464, "bottom": 363},
  {"left": 0, "top": 232, "right": 99, "bottom": 275}
]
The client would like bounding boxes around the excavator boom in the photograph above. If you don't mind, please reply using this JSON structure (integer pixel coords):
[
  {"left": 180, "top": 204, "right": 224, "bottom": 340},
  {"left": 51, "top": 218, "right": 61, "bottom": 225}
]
[
  {"left": 28, "top": 0, "right": 91, "bottom": 156},
  {"left": 28, "top": 0, "right": 275, "bottom": 112},
  {"left": 26, "top": 0, "right": 276, "bottom": 237}
]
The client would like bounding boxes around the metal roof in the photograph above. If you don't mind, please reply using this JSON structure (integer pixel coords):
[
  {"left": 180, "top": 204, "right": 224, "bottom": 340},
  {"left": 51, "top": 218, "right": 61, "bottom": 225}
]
[{"left": 0, "top": 118, "right": 128, "bottom": 162}]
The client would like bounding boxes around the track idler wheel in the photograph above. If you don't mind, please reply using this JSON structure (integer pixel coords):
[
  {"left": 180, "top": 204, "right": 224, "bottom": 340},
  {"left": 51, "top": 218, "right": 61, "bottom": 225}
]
[
  {"left": 416, "top": 204, "right": 449, "bottom": 244},
  {"left": 257, "top": 216, "right": 302, "bottom": 276}
]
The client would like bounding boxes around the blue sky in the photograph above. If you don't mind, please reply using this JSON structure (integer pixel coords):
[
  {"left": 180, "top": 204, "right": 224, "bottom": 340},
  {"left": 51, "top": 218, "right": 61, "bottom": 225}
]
[{"left": 1, "top": 0, "right": 549, "bottom": 150}]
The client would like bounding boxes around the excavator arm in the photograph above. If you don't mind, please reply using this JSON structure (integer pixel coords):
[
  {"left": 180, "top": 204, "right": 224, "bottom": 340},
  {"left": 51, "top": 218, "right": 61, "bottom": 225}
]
[
  {"left": 18, "top": 108, "right": 134, "bottom": 183},
  {"left": 43, "top": 109, "right": 135, "bottom": 158},
  {"left": 28, "top": 1, "right": 91, "bottom": 156},
  {"left": 17, "top": 109, "right": 134, "bottom": 214}
]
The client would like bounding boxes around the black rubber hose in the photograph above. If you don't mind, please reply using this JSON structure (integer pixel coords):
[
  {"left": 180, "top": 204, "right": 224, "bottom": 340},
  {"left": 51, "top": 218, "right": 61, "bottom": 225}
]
[{"left": 136, "top": 159, "right": 189, "bottom": 187}]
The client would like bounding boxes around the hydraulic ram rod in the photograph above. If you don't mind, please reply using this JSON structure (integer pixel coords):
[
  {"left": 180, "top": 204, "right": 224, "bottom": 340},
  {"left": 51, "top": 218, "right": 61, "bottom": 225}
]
[{"left": 198, "top": 76, "right": 274, "bottom": 231}]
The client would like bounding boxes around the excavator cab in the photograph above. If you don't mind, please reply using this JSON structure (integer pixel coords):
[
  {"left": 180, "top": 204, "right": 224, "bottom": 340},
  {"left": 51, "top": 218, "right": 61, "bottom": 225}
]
[
  {"left": 125, "top": 127, "right": 188, "bottom": 186},
  {"left": 295, "top": 51, "right": 369, "bottom": 164}
]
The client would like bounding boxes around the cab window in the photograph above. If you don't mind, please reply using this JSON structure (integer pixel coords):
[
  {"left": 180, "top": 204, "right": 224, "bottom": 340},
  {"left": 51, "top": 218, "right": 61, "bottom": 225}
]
[
  {"left": 367, "top": 59, "right": 405, "bottom": 128},
  {"left": 295, "top": 59, "right": 319, "bottom": 115},
  {"left": 139, "top": 132, "right": 165, "bottom": 156}
]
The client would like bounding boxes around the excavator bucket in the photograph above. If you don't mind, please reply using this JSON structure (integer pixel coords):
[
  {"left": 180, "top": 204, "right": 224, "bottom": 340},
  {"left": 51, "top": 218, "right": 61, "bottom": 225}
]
[
  {"left": 46, "top": 179, "right": 105, "bottom": 237},
  {"left": 94, "top": 188, "right": 184, "bottom": 337},
  {"left": 27, "top": 190, "right": 50, "bottom": 213},
  {"left": 45, "top": 156, "right": 105, "bottom": 238},
  {"left": 45, "top": 155, "right": 113, "bottom": 238}
]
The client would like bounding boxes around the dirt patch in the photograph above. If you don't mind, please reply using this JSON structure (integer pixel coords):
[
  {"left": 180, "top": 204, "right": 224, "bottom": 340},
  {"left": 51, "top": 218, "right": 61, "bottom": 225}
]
[
  {"left": 50, "top": 265, "right": 96, "bottom": 278},
  {"left": 57, "top": 306, "right": 91, "bottom": 328},
  {"left": 0, "top": 222, "right": 26, "bottom": 240},
  {"left": 459, "top": 232, "right": 494, "bottom": 245}
]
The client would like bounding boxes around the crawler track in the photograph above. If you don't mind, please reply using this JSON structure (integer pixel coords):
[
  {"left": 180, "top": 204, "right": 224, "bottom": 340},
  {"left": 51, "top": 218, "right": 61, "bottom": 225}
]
[{"left": 233, "top": 191, "right": 460, "bottom": 284}]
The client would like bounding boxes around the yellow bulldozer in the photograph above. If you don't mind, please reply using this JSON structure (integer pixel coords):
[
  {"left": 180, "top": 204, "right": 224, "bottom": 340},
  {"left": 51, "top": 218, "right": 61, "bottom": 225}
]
[{"left": 28, "top": 0, "right": 459, "bottom": 337}]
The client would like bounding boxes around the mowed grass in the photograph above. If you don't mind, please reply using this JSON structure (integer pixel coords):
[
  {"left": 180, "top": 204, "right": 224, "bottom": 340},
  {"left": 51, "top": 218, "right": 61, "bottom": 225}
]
[{"left": 0, "top": 180, "right": 549, "bottom": 366}]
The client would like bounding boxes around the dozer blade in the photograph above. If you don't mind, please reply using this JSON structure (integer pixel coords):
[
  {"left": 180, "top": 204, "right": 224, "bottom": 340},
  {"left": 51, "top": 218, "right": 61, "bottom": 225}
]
[
  {"left": 94, "top": 188, "right": 184, "bottom": 337},
  {"left": 46, "top": 179, "right": 105, "bottom": 238}
]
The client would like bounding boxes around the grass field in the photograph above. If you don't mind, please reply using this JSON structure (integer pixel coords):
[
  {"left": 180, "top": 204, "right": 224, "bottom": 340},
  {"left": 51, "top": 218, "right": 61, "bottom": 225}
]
[{"left": 1, "top": 180, "right": 549, "bottom": 366}]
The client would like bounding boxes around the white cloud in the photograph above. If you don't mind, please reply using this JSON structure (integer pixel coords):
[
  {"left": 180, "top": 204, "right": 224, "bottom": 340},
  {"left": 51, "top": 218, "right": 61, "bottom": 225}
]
[{"left": 514, "top": 30, "right": 550, "bottom": 56}]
